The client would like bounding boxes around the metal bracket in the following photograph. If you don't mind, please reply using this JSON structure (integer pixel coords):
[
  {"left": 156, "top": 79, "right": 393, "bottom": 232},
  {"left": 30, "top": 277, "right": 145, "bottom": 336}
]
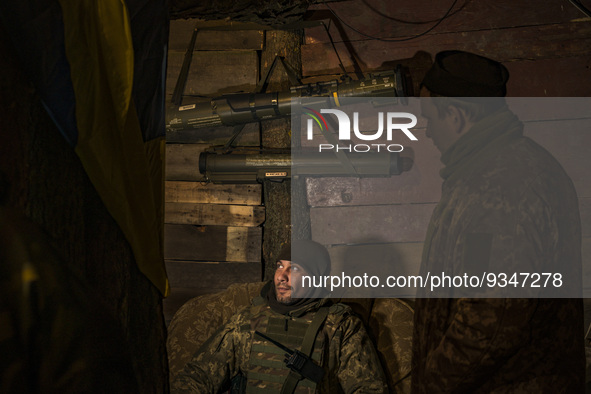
[
  {"left": 257, "top": 55, "right": 302, "bottom": 94},
  {"left": 171, "top": 23, "right": 200, "bottom": 106}
]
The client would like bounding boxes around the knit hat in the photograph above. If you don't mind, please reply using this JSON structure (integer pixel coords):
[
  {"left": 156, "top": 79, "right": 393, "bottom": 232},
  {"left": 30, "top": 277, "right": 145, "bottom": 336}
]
[
  {"left": 422, "top": 50, "right": 509, "bottom": 97},
  {"left": 277, "top": 239, "right": 331, "bottom": 277}
]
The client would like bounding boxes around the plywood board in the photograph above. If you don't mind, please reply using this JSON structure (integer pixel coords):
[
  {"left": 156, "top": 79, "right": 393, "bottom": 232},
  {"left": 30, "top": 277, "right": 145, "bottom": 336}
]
[
  {"left": 326, "top": 242, "right": 424, "bottom": 298},
  {"left": 328, "top": 242, "right": 423, "bottom": 277},
  {"left": 310, "top": 203, "right": 436, "bottom": 245}
]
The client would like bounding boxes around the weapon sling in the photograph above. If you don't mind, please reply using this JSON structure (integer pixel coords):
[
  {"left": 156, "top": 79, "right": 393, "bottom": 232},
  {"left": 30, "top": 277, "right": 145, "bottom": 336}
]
[{"left": 281, "top": 306, "right": 330, "bottom": 394}]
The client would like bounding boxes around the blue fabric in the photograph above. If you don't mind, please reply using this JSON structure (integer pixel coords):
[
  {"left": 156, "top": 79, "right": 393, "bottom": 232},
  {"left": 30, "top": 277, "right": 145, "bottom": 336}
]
[
  {"left": 0, "top": 0, "right": 168, "bottom": 144},
  {"left": 0, "top": 0, "right": 78, "bottom": 146},
  {"left": 127, "top": 0, "right": 169, "bottom": 142}
]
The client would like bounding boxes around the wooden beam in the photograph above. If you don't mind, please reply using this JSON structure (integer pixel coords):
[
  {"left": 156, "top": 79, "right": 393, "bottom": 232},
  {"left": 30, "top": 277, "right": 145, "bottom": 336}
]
[
  {"left": 260, "top": 30, "right": 303, "bottom": 280},
  {"left": 165, "top": 181, "right": 262, "bottom": 205},
  {"left": 165, "top": 202, "right": 265, "bottom": 226},
  {"left": 164, "top": 224, "right": 262, "bottom": 262}
]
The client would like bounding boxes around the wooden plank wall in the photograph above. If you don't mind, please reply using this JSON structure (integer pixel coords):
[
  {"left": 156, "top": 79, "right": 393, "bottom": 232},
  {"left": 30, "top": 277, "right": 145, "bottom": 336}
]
[
  {"left": 299, "top": 0, "right": 591, "bottom": 295},
  {"left": 164, "top": 20, "right": 266, "bottom": 322}
]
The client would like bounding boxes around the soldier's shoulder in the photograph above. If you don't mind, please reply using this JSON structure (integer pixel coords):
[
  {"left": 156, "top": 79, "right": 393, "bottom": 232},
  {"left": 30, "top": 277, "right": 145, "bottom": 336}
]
[
  {"left": 226, "top": 303, "right": 262, "bottom": 327},
  {"left": 328, "top": 302, "right": 352, "bottom": 316},
  {"left": 325, "top": 302, "right": 357, "bottom": 328}
]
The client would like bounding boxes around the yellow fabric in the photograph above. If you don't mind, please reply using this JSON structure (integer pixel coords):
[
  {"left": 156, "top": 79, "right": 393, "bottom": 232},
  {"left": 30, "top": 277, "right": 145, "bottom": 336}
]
[{"left": 58, "top": 0, "right": 169, "bottom": 296}]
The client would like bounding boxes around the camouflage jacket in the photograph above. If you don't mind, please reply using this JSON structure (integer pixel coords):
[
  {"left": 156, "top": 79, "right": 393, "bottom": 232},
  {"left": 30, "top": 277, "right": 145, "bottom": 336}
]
[
  {"left": 412, "top": 110, "right": 585, "bottom": 393},
  {"left": 171, "top": 282, "right": 387, "bottom": 393}
]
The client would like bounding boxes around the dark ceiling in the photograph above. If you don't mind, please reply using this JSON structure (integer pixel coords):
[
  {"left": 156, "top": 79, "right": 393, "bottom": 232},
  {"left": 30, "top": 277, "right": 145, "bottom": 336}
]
[
  {"left": 170, "top": 0, "right": 316, "bottom": 26},
  {"left": 170, "top": 0, "right": 312, "bottom": 25}
]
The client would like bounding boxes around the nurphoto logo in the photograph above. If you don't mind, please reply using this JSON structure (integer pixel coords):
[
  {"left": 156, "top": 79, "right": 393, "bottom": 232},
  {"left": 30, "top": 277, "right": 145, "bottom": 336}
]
[{"left": 303, "top": 106, "right": 418, "bottom": 152}]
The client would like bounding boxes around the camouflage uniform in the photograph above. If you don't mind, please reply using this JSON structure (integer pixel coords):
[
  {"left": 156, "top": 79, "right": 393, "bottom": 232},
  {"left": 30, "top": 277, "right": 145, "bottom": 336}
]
[
  {"left": 171, "top": 281, "right": 388, "bottom": 393},
  {"left": 411, "top": 108, "right": 585, "bottom": 392}
]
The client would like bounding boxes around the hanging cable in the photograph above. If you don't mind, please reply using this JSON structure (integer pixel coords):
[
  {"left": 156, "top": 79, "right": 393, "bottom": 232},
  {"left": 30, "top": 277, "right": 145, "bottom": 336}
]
[
  {"left": 359, "top": 0, "right": 470, "bottom": 25},
  {"left": 569, "top": 0, "right": 591, "bottom": 17},
  {"left": 320, "top": 0, "right": 460, "bottom": 42},
  {"left": 321, "top": 20, "right": 350, "bottom": 77}
]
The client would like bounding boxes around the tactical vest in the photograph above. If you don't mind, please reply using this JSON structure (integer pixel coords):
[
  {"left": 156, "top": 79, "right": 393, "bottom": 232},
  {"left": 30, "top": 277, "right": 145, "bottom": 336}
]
[{"left": 242, "top": 303, "right": 348, "bottom": 393}]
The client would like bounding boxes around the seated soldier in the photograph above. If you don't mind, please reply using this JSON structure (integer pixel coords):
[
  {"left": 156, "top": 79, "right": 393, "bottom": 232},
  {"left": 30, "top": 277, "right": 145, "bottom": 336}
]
[{"left": 170, "top": 239, "right": 388, "bottom": 394}]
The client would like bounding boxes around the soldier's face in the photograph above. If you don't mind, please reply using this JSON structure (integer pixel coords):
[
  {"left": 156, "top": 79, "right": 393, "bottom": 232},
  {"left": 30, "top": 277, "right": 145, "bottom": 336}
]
[
  {"left": 420, "top": 86, "right": 461, "bottom": 154},
  {"left": 274, "top": 260, "right": 309, "bottom": 303}
]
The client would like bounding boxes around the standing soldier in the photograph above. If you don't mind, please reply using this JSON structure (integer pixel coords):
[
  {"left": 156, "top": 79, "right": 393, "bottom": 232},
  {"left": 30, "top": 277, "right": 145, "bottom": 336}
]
[{"left": 412, "top": 50, "right": 585, "bottom": 392}]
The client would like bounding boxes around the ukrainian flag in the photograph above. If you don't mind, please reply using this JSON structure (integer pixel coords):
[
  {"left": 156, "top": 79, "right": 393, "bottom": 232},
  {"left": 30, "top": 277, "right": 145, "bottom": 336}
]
[{"left": 0, "top": 0, "right": 170, "bottom": 296}]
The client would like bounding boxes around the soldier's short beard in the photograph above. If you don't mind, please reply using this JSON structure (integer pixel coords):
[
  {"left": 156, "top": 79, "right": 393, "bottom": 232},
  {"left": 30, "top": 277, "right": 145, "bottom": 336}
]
[
  {"left": 277, "top": 294, "right": 292, "bottom": 304},
  {"left": 275, "top": 286, "right": 293, "bottom": 304}
]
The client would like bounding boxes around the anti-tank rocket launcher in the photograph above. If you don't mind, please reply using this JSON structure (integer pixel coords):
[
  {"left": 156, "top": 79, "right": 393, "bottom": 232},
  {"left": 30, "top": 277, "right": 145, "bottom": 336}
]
[
  {"left": 166, "top": 66, "right": 411, "bottom": 132},
  {"left": 171, "top": 65, "right": 414, "bottom": 184}
]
